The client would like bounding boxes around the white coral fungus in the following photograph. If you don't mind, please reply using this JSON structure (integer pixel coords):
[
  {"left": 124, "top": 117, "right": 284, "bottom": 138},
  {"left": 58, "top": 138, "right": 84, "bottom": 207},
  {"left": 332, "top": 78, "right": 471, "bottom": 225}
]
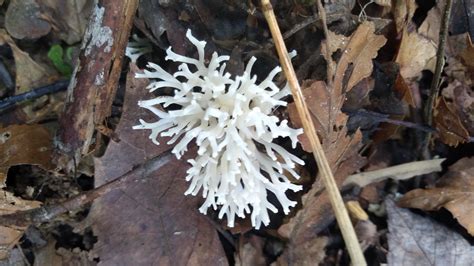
[
  {"left": 133, "top": 30, "right": 304, "bottom": 229},
  {"left": 125, "top": 34, "right": 153, "bottom": 63}
]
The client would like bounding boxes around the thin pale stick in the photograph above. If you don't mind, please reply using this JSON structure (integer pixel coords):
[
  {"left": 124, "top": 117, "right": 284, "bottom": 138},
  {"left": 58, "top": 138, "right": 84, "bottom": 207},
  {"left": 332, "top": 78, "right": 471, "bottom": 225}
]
[
  {"left": 421, "top": 0, "right": 453, "bottom": 158},
  {"left": 261, "top": 1, "right": 366, "bottom": 265}
]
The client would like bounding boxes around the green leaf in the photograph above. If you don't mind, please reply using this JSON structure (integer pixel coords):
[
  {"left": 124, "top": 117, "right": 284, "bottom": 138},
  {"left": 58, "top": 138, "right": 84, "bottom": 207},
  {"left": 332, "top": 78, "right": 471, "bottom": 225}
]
[{"left": 47, "top": 44, "right": 72, "bottom": 77}]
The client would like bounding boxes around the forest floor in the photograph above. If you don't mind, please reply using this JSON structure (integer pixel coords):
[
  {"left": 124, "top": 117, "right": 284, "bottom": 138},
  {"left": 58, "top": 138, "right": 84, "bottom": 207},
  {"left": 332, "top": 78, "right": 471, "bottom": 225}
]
[{"left": 0, "top": 0, "right": 473, "bottom": 265}]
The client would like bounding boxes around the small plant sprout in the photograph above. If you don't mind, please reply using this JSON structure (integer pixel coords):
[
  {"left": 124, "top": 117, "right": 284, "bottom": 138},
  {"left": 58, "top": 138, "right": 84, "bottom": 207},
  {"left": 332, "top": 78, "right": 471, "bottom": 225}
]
[{"left": 133, "top": 30, "right": 304, "bottom": 229}]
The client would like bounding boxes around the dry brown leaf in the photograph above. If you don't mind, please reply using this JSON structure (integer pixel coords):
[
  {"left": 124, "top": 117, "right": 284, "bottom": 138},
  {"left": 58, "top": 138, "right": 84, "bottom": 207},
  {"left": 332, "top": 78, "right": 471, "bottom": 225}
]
[
  {"left": 0, "top": 226, "right": 23, "bottom": 260},
  {"left": 34, "top": 238, "right": 95, "bottom": 266},
  {"left": 274, "top": 236, "right": 328, "bottom": 266},
  {"left": 459, "top": 34, "right": 474, "bottom": 81},
  {"left": 0, "top": 189, "right": 42, "bottom": 260},
  {"left": 279, "top": 22, "right": 385, "bottom": 257},
  {"left": 235, "top": 235, "right": 266, "bottom": 266},
  {"left": 5, "top": 0, "right": 52, "bottom": 40},
  {"left": 396, "top": 29, "right": 437, "bottom": 79},
  {"left": 333, "top": 23, "right": 387, "bottom": 92},
  {"left": 433, "top": 96, "right": 470, "bottom": 146},
  {"left": 0, "top": 29, "right": 55, "bottom": 93},
  {"left": 0, "top": 124, "right": 54, "bottom": 186},
  {"left": 86, "top": 64, "right": 227, "bottom": 265},
  {"left": 442, "top": 80, "right": 474, "bottom": 134},
  {"left": 5, "top": 0, "right": 93, "bottom": 45},
  {"left": 39, "top": 0, "right": 95, "bottom": 44},
  {"left": 392, "top": 0, "right": 417, "bottom": 34},
  {"left": 418, "top": 0, "right": 443, "bottom": 44},
  {"left": 0, "top": 124, "right": 48, "bottom": 259},
  {"left": 398, "top": 157, "right": 474, "bottom": 236},
  {"left": 386, "top": 198, "right": 474, "bottom": 265}
]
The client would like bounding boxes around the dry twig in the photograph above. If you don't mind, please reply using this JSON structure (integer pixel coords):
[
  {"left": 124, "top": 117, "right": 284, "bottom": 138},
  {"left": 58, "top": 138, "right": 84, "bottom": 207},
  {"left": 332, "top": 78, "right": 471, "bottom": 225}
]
[
  {"left": 344, "top": 158, "right": 445, "bottom": 187},
  {"left": 261, "top": 1, "right": 366, "bottom": 265},
  {"left": 55, "top": 0, "right": 140, "bottom": 170},
  {"left": 421, "top": 0, "right": 453, "bottom": 158},
  {"left": 0, "top": 151, "right": 173, "bottom": 227}
]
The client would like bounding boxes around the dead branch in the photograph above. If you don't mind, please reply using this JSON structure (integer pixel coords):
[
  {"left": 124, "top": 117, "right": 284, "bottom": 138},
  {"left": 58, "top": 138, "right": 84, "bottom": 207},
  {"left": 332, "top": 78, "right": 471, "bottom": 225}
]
[
  {"left": 421, "top": 0, "right": 454, "bottom": 158},
  {"left": 0, "top": 151, "right": 173, "bottom": 227},
  {"left": 55, "top": 0, "right": 139, "bottom": 171}
]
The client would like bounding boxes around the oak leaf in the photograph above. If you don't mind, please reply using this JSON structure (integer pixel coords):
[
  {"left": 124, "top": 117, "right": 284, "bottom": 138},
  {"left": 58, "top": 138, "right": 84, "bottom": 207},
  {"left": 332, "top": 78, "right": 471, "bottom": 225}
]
[
  {"left": 396, "top": 28, "right": 437, "bottom": 79},
  {"left": 387, "top": 198, "right": 474, "bottom": 265},
  {"left": 0, "top": 124, "right": 54, "bottom": 186},
  {"left": 433, "top": 96, "right": 470, "bottom": 146},
  {"left": 279, "top": 21, "right": 385, "bottom": 259},
  {"left": 398, "top": 157, "right": 474, "bottom": 236}
]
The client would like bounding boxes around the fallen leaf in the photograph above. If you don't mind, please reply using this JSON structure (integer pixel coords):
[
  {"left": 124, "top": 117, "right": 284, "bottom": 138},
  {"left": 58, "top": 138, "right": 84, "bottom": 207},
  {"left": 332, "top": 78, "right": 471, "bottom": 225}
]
[
  {"left": 459, "top": 34, "right": 474, "bottom": 81},
  {"left": 5, "top": 0, "right": 51, "bottom": 40},
  {"left": 38, "top": 0, "right": 95, "bottom": 45},
  {"left": 398, "top": 157, "right": 474, "bottom": 235},
  {"left": 418, "top": 0, "right": 443, "bottom": 44},
  {"left": 235, "top": 235, "right": 266, "bottom": 266},
  {"left": 396, "top": 28, "right": 437, "bottom": 79},
  {"left": 442, "top": 80, "right": 474, "bottom": 134},
  {"left": 334, "top": 23, "right": 387, "bottom": 92},
  {"left": 0, "top": 226, "right": 23, "bottom": 260},
  {"left": 274, "top": 236, "right": 328, "bottom": 266},
  {"left": 386, "top": 198, "right": 474, "bottom": 265},
  {"left": 0, "top": 190, "right": 42, "bottom": 260},
  {"left": 34, "top": 239, "right": 94, "bottom": 266},
  {"left": 280, "top": 21, "right": 385, "bottom": 256},
  {"left": 0, "top": 124, "right": 54, "bottom": 186},
  {"left": 446, "top": 34, "right": 474, "bottom": 84},
  {"left": 0, "top": 126, "right": 48, "bottom": 259},
  {"left": 392, "top": 0, "right": 417, "bottom": 34},
  {"left": 0, "top": 124, "right": 48, "bottom": 259},
  {"left": 0, "top": 29, "right": 56, "bottom": 93},
  {"left": 433, "top": 96, "right": 470, "bottom": 146},
  {"left": 86, "top": 64, "right": 227, "bottom": 265}
]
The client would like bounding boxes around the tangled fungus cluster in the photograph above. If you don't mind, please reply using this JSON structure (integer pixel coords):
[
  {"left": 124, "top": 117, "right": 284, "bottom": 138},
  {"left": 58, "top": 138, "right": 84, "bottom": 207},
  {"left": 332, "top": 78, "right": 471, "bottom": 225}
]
[{"left": 133, "top": 30, "right": 304, "bottom": 229}]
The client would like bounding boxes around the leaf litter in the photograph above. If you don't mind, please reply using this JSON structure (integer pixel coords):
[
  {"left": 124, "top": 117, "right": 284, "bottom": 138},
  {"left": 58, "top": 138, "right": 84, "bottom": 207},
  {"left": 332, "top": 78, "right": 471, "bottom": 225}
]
[
  {"left": 0, "top": 0, "right": 473, "bottom": 265},
  {"left": 280, "top": 23, "right": 384, "bottom": 262}
]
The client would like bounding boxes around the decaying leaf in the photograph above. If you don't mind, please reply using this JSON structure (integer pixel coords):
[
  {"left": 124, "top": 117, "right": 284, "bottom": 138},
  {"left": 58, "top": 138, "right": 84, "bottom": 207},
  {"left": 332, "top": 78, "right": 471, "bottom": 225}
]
[
  {"left": 34, "top": 238, "right": 94, "bottom": 265},
  {"left": 396, "top": 28, "right": 437, "bottom": 79},
  {"left": 235, "top": 235, "right": 266, "bottom": 266},
  {"left": 39, "top": 0, "right": 95, "bottom": 45},
  {"left": 0, "top": 226, "right": 24, "bottom": 260},
  {"left": 0, "top": 124, "right": 54, "bottom": 186},
  {"left": 0, "top": 29, "right": 56, "bottom": 93},
  {"left": 0, "top": 124, "right": 50, "bottom": 259},
  {"left": 442, "top": 80, "right": 474, "bottom": 135},
  {"left": 0, "top": 189, "right": 42, "bottom": 260},
  {"left": 5, "top": 0, "right": 52, "bottom": 40},
  {"left": 386, "top": 198, "right": 474, "bottom": 265},
  {"left": 5, "top": 0, "right": 93, "bottom": 45},
  {"left": 280, "top": 21, "right": 385, "bottom": 257},
  {"left": 458, "top": 34, "right": 474, "bottom": 81},
  {"left": 398, "top": 157, "right": 474, "bottom": 235},
  {"left": 433, "top": 96, "right": 470, "bottom": 146},
  {"left": 86, "top": 65, "right": 227, "bottom": 265},
  {"left": 274, "top": 236, "right": 328, "bottom": 266},
  {"left": 392, "top": 0, "right": 417, "bottom": 34},
  {"left": 418, "top": 0, "right": 443, "bottom": 45}
]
